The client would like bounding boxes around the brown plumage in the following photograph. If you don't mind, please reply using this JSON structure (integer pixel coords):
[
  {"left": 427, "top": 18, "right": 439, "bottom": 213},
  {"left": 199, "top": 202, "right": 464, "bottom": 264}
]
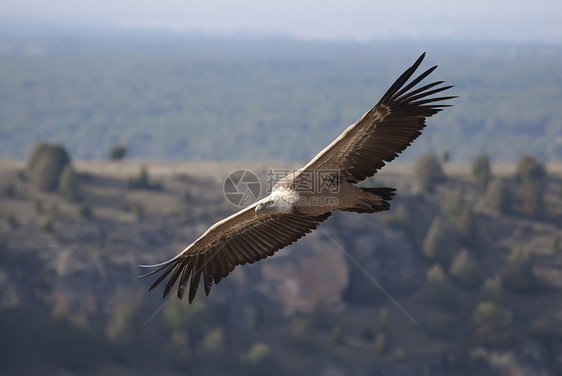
[{"left": 140, "top": 52, "right": 455, "bottom": 302}]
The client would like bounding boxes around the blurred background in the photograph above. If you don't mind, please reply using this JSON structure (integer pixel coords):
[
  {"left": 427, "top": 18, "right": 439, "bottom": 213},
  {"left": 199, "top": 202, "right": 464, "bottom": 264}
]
[{"left": 1, "top": 1, "right": 562, "bottom": 375}]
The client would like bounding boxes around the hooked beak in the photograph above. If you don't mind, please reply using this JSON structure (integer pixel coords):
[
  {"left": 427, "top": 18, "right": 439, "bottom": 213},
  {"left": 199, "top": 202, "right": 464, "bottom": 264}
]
[{"left": 255, "top": 203, "right": 264, "bottom": 213}]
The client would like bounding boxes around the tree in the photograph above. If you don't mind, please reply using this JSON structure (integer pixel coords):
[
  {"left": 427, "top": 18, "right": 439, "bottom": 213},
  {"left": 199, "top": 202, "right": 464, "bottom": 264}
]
[
  {"left": 514, "top": 154, "right": 546, "bottom": 217},
  {"left": 127, "top": 165, "right": 151, "bottom": 189},
  {"left": 109, "top": 145, "right": 127, "bottom": 161},
  {"left": 423, "top": 217, "right": 455, "bottom": 262},
  {"left": 27, "top": 142, "right": 51, "bottom": 171},
  {"left": 472, "top": 154, "right": 491, "bottom": 192},
  {"left": 440, "top": 187, "right": 464, "bottom": 222},
  {"left": 515, "top": 154, "right": 546, "bottom": 183},
  {"left": 456, "top": 204, "right": 476, "bottom": 240},
  {"left": 471, "top": 301, "right": 513, "bottom": 344},
  {"left": 58, "top": 165, "right": 81, "bottom": 202},
  {"left": 373, "top": 332, "right": 389, "bottom": 353},
  {"left": 105, "top": 303, "right": 135, "bottom": 344},
  {"left": 501, "top": 246, "right": 540, "bottom": 293},
  {"left": 449, "top": 249, "right": 480, "bottom": 287},
  {"left": 415, "top": 153, "right": 445, "bottom": 192},
  {"left": 426, "top": 263, "right": 460, "bottom": 311},
  {"left": 521, "top": 179, "right": 543, "bottom": 217},
  {"left": 485, "top": 178, "right": 512, "bottom": 214},
  {"left": 27, "top": 142, "right": 71, "bottom": 191}
]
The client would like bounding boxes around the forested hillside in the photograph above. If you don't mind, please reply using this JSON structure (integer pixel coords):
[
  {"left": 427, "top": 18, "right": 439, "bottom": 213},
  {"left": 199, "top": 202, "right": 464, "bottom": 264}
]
[
  {"left": 1, "top": 145, "right": 561, "bottom": 375},
  {"left": 1, "top": 35, "right": 561, "bottom": 163}
]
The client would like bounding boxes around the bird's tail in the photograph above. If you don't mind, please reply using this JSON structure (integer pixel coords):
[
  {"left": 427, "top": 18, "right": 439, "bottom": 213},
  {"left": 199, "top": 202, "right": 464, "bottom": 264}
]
[{"left": 341, "top": 187, "right": 396, "bottom": 214}]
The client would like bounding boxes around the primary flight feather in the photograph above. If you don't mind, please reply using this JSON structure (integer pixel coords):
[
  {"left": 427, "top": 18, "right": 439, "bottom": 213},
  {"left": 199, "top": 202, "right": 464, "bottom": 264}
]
[{"left": 141, "top": 52, "right": 455, "bottom": 302}]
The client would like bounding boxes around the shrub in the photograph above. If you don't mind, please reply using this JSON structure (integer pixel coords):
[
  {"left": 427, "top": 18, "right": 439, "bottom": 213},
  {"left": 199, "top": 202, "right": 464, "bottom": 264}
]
[
  {"left": 515, "top": 154, "right": 546, "bottom": 183},
  {"left": 426, "top": 264, "right": 460, "bottom": 310},
  {"left": 27, "top": 142, "right": 71, "bottom": 191},
  {"left": 41, "top": 216, "right": 55, "bottom": 232},
  {"left": 520, "top": 179, "right": 543, "bottom": 217},
  {"left": 440, "top": 187, "right": 464, "bottom": 222},
  {"left": 109, "top": 145, "right": 127, "bottom": 161},
  {"left": 471, "top": 301, "right": 513, "bottom": 344},
  {"left": 423, "top": 217, "right": 456, "bottom": 262},
  {"left": 449, "top": 249, "right": 480, "bottom": 287},
  {"left": 415, "top": 153, "right": 445, "bottom": 192},
  {"left": 501, "top": 246, "right": 540, "bottom": 293},
  {"left": 472, "top": 154, "right": 492, "bottom": 192},
  {"left": 105, "top": 303, "right": 135, "bottom": 344},
  {"left": 127, "top": 165, "right": 161, "bottom": 190},
  {"left": 456, "top": 204, "right": 476, "bottom": 240},
  {"left": 58, "top": 165, "right": 81, "bottom": 202},
  {"left": 381, "top": 203, "right": 410, "bottom": 228},
  {"left": 485, "top": 178, "right": 512, "bottom": 214},
  {"left": 201, "top": 327, "right": 224, "bottom": 352},
  {"left": 238, "top": 342, "right": 279, "bottom": 376},
  {"left": 373, "top": 332, "right": 388, "bottom": 353},
  {"left": 426, "top": 263, "right": 447, "bottom": 282},
  {"left": 480, "top": 275, "right": 503, "bottom": 301},
  {"left": 77, "top": 203, "right": 93, "bottom": 219},
  {"left": 27, "top": 142, "right": 51, "bottom": 171}
]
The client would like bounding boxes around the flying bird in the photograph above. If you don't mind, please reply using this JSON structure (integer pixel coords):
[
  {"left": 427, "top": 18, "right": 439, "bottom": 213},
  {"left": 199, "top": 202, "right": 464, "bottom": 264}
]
[{"left": 141, "top": 52, "right": 455, "bottom": 302}]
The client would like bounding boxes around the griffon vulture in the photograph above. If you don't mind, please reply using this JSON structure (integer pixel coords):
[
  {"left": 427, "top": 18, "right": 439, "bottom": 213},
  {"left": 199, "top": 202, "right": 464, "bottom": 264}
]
[{"left": 141, "top": 52, "right": 455, "bottom": 302}]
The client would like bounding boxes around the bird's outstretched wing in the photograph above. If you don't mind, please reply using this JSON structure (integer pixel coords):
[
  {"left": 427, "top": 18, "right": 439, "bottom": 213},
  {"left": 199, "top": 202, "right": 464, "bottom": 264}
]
[
  {"left": 140, "top": 202, "right": 331, "bottom": 302},
  {"left": 300, "top": 52, "right": 455, "bottom": 183}
]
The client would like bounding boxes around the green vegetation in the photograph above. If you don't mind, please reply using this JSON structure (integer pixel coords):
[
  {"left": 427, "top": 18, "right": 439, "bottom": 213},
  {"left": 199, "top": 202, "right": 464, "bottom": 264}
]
[
  {"left": 77, "top": 202, "right": 93, "bottom": 218},
  {"left": 109, "top": 145, "right": 127, "bottom": 161},
  {"left": 440, "top": 187, "right": 464, "bottom": 222},
  {"left": 520, "top": 179, "right": 544, "bottom": 217},
  {"left": 127, "top": 165, "right": 161, "bottom": 190},
  {"left": 41, "top": 216, "right": 55, "bottom": 232},
  {"left": 58, "top": 165, "right": 82, "bottom": 202},
  {"left": 515, "top": 154, "right": 546, "bottom": 183},
  {"left": 105, "top": 303, "right": 135, "bottom": 344},
  {"left": 514, "top": 154, "right": 546, "bottom": 217},
  {"left": 449, "top": 249, "right": 480, "bottom": 287},
  {"left": 471, "top": 301, "right": 513, "bottom": 344},
  {"left": 3, "top": 40, "right": 561, "bottom": 163},
  {"left": 485, "top": 178, "right": 512, "bottom": 214},
  {"left": 415, "top": 153, "right": 445, "bottom": 192},
  {"left": 373, "top": 332, "right": 388, "bottom": 353},
  {"left": 472, "top": 154, "right": 492, "bottom": 192},
  {"left": 423, "top": 216, "right": 455, "bottom": 261},
  {"left": 1, "top": 147, "right": 561, "bottom": 374},
  {"left": 201, "top": 327, "right": 224, "bottom": 352},
  {"left": 501, "top": 246, "right": 540, "bottom": 293},
  {"left": 27, "top": 142, "right": 71, "bottom": 191}
]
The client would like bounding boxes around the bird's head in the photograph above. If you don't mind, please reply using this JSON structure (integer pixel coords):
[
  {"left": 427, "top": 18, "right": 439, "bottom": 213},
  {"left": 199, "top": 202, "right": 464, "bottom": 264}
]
[{"left": 255, "top": 190, "right": 298, "bottom": 214}]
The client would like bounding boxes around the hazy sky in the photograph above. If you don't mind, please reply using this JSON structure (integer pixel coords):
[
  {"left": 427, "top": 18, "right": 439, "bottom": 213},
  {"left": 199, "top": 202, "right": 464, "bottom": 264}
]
[{"left": 1, "top": 0, "right": 562, "bottom": 42}]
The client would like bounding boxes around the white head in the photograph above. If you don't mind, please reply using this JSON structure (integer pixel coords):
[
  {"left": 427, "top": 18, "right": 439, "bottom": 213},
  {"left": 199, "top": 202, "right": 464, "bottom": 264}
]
[{"left": 255, "top": 189, "right": 299, "bottom": 214}]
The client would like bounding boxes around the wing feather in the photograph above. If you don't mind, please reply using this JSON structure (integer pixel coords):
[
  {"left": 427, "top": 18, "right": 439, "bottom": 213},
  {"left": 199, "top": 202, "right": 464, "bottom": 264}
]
[
  {"left": 300, "top": 52, "right": 455, "bottom": 183},
  {"left": 142, "top": 202, "right": 331, "bottom": 302}
]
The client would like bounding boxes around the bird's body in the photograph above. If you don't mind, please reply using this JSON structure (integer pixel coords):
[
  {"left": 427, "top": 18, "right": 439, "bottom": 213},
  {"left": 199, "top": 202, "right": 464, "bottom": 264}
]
[{"left": 141, "top": 53, "right": 455, "bottom": 302}]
